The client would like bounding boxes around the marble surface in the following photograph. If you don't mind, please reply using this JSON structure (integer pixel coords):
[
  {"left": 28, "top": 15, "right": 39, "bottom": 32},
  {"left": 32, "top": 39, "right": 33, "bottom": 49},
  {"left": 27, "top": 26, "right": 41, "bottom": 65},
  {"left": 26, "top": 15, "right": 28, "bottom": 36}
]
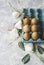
[{"left": 0, "top": 0, "right": 44, "bottom": 65}]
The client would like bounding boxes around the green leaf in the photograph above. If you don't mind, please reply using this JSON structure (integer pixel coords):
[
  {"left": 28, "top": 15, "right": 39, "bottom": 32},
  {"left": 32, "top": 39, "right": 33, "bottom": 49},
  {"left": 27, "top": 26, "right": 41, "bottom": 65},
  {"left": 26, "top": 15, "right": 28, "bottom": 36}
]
[
  {"left": 37, "top": 46, "right": 44, "bottom": 54},
  {"left": 18, "top": 41, "right": 25, "bottom": 51},
  {"left": 22, "top": 54, "right": 30, "bottom": 64},
  {"left": 16, "top": 28, "right": 22, "bottom": 36}
]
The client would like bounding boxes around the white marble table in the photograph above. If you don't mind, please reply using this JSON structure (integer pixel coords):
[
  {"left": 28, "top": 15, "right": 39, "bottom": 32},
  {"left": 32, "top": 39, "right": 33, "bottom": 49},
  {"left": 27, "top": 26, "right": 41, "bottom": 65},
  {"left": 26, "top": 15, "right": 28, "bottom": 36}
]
[{"left": 0, "top": 0, "right": 44, "bottom": 65}]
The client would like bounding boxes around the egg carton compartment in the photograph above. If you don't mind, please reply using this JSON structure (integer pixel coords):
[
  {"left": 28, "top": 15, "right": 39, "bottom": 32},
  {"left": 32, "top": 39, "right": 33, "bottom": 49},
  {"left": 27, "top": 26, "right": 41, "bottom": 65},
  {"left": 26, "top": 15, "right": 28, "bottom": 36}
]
[
  {"left": 21, "top": 32, "right": 44, "bottom": 43},
  {"left": 21, "top": 9, "right": 44, "bottom": 43}
]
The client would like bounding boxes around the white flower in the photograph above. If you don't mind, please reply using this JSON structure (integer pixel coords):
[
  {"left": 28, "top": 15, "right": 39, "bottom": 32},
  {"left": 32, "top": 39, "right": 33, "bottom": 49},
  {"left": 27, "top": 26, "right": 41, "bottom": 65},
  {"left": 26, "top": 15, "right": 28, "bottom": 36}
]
[
  {"left": 15, "top": 20, "right": 22, "bottom": 29},
  {"left": 12, "top": 11, "right": 21, "bottom": 18}
]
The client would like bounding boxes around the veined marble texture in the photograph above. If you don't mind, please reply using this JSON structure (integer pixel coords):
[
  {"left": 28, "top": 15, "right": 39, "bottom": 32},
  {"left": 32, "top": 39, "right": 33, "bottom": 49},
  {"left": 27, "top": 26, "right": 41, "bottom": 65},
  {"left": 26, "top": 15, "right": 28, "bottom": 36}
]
[{"left": 0, "top": 0, "right": 44, "bottom": 65}]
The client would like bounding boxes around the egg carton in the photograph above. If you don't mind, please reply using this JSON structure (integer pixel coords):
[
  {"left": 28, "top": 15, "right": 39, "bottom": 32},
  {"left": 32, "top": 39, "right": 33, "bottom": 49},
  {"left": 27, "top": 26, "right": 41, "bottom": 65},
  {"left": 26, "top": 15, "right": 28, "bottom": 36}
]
[{"left": 21, "top": 9, "right": 44, "bottom": 43}]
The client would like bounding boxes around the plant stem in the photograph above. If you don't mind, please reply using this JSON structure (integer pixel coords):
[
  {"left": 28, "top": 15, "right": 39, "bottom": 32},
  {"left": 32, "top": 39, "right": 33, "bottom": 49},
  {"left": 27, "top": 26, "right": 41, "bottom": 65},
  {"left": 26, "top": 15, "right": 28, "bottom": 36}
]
[
  {"left": 32, "top": 43, "right": 36, "bottom": 52},
  {"left": 35, "top": 52, "right": 44, "bottom": 63}
]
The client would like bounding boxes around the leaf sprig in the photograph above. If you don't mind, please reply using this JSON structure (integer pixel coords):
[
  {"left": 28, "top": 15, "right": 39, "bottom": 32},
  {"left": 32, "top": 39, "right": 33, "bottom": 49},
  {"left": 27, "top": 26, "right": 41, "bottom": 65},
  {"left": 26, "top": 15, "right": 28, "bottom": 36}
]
[
  {"left": 18, "top": 41, "right": 25, "bottom": 51},
  {"left": 37, "top": 46, "right": 44, "bottom": 54},
  {"left": 18, "top": 41, "right": 44, "bottom": 64},
  {"left": 22, "top": 54, "right": 30, "bottom": 64}
]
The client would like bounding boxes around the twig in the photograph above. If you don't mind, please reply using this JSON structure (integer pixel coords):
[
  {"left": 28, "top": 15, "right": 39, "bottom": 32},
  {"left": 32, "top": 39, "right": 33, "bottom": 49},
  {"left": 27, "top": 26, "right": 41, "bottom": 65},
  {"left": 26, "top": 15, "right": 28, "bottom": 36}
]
[
  {"left": 35, "top": 52, "right": 44, "bottom": 63},
  {"left": 8, "top": 1, "right": 22, "bottom": 14}
]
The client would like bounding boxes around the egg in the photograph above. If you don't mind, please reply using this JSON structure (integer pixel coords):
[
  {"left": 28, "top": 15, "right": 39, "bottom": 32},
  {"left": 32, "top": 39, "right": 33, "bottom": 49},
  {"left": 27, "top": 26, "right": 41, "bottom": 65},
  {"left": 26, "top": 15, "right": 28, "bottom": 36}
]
[
  {"left": 31, "top": 18, "right": 38, "bottom": 25},
  {"left": 23, "top": 17, "right": 31, "bottom": 25},
  {"left": 31, "top": 25, "right": 38, "bottom": 32},
  {"left": 24, "top": 16, "right": 29, "bottom": 19},
  {"left": 23, "top": 33, "right": 30, "bottom": 40},
  {"left": 31, "top": 32, "right": 39, "bottom": 40},
  {"left": 23, "top": 25, "right": 30, "bottom": 32}
]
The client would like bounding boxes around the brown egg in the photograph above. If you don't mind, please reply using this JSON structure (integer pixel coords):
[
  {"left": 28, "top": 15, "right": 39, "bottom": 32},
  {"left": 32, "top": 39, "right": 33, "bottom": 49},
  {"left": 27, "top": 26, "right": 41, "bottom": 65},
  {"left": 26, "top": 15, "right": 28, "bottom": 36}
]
[
  {"left": 23, "top": 33, "right": 30, "bottom": 40},
  {"left": 23, "top": 25, "right": 30, "bottom": 32},
  {"left": 31, "top": 18, "right": 38, "bottom": 25},
  {"left": 31, "top": 25, "right": 38, "bottom": 32},
  {"left": 31, "top": 32, "right": 39, "bottom": 40},
  {"left": 24, "top": 16, "right": 29, "bottom": 18},
  {"left": 23, "top": 17, "right": 31, "bottom": 25}
]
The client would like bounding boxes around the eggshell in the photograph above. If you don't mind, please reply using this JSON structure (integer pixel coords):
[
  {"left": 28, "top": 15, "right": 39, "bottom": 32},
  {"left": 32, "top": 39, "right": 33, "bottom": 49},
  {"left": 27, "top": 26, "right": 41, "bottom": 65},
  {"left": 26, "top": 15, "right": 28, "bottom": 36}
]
[
  {"left": 23, "top": 25, "right": 30, "bottom": 32},
  {"left": 23, "top": 33, "right": 30, "bottom": 40},
  {"left": 31, "top": 25, "right": 38, "bottom": 32},
  {"left": 31, "top": 18, "right": 38, "bottom": 25},
  {"left": 23, "top": 17, "right": 31, "bottom": 25},
  {"left": 31, "top": 32, "right": 39, "bottom": 40}
]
